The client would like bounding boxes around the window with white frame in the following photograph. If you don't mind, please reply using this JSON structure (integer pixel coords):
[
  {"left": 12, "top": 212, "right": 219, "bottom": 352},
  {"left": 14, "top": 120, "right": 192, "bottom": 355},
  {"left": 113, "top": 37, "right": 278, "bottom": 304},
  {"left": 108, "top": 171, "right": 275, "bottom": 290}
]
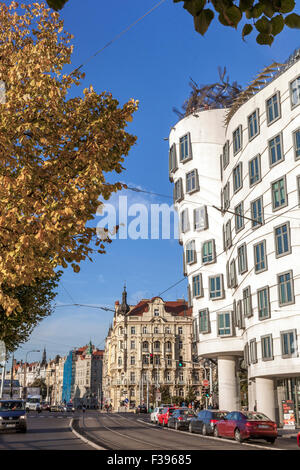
[
  {"left": 249, "top": 154, "right": 261, "bottom": 186},
  {"left": 169, "top": 143, "right": 178, "bottom": 172},
  {"left": 223, "top": 140, "right": 230, "bottom": 169},
  {"left": 293, "top": 128, "right": 300, "bottom": 160},
  {"left": 249, "top": 339, "right": 257, "bottom": 364},
  {"left": 278, "top": 270, "right": 294, "bottom": 306},
  {"left": 257, "top": 286, "right": 270, "bottom": 320},
  {"left": 199, "top": 309, "right": 210, "bottom": 333},
  {"left": 268, "top": 133, "right": 283, "bottom": 166},
  {"left": 243, "top": 286, "right": 252, "bottom": 317},
  {"left": 229, "top": 259, "right": 237, "bottom": 288},
  {"left": 266, "top": 92, "right": 280, "bottom": 124},
  {"left": 209, "top": 274, "right": 224, "bottom": 300},
  {"left": 223, "top": 181, "right": 230, "bottom": 210},
  {"left": 130, "top": 340, "right": 135, "bottom": 349},
  {"left": 248, "top": 109, "right": 259, "bottom": 139},
  {"left": 174, "top": 178, "right": 183, "bottom": 203},
  {"left": 235, "top": 202, "right": 244, "bottom": 232},
  {"left": 186, "top": 169, "right": 199, "bottom": 193},
  {"left": 179, "top": 133, "right": 192, "bottom": 162},
  {"left": 290, "top": 75, "right": 300, "bottom": 108},
  {"left": 244, "top": 343, "right": 250, "bottom": 366},
  {"left": 261, "top": 334, "right": 273, "bottom": 361},
  {"left": 192, "top": 274, "right": 203, "bottom": 298},
  {"left": 237, "top": 243, "right": 248, "bottom": 274},
  {"left": 233, "top": 162, "right": 243, "bottom": 192},
  {"left": 233, "top": 125, "right": 242, "bottom": 155},
  {"left": 224, "top": 220, "right": 232, "bottom": 250},
  {"left": 251, "top": 196, "right": 263, "bottom": 228},
  {"left": 217, "top": 311, "right": 233, "bottom": 337},
  {"left": 254, "top": 240, "right": 267, "bottom": 273},
  {"left": 186, "top": 240, "right": 196, "bottom": 264},
  {"left": 274, "top": 222, "right": 291, "bottom": 258},
  {"left": 271, "top": 176, "right": 287, "bottom": 211},
  {"left": 281, "top": 329, "right": 298, "bottom": 358},
  {"left": 180, "top": 208, "right": 190, "bottom": 233},
  {"left": 130, "top": 355, "right": 135, "bottom": 365},
  {"left": 202, "top": 239, "right": 215, "bottom": 264},
  {"left": 154, "top": 309, "right": 159, "bottom": 317},
  {"left": 193, "top": 205, "right": 208, "bottom": 231}
]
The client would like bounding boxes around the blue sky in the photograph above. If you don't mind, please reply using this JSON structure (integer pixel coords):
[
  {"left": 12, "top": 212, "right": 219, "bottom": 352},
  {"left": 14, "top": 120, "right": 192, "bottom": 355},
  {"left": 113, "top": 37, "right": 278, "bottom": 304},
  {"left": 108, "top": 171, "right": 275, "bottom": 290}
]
[{"left": 14, "top": 0, "right": 300, "bottom": 362}]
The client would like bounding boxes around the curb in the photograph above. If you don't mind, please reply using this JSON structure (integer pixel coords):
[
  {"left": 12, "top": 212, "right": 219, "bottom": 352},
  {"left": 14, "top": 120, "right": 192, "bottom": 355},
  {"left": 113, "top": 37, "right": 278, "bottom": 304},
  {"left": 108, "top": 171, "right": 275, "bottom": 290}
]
[{"left": 69, "top": 418, "right": 106, "bottom": 450}]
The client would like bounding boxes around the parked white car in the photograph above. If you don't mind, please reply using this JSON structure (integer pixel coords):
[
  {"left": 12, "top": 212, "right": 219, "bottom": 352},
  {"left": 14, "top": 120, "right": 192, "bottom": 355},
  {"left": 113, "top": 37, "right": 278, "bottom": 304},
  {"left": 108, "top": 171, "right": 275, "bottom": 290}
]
[{"left": 150, "top": 406, "right": 164, "bottom": 424}]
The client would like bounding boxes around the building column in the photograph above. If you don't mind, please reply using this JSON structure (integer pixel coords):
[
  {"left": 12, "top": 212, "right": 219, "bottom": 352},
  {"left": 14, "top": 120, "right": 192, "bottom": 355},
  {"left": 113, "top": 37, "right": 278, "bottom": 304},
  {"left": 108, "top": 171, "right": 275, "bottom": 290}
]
[
  {"left": 217, "top": 356, "right": 239, "bottom": 410},
  {"left": 255, "top": 377, "right": 276, "bottom": 421}
]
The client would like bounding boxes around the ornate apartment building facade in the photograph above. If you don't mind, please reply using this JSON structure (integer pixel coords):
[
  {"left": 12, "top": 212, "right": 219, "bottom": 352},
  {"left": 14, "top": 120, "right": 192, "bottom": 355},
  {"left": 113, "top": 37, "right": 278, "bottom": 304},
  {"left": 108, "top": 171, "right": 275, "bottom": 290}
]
[
  {"left": 103, "top": 287, "right": 203, "bottom": 410},
  {"left": 168, "top": 49, "right": 300, "bottom": 425}
]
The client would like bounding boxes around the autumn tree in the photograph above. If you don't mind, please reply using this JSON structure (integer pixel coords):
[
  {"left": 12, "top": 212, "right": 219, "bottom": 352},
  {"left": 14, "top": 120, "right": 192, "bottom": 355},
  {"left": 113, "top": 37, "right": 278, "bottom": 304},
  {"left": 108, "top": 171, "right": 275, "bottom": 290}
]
[
  {"left": 0, "top": 2, "right": 138, "bottom": 316},
  {"left": 0, "top": 273, "right": 61, "bottom": 352}
]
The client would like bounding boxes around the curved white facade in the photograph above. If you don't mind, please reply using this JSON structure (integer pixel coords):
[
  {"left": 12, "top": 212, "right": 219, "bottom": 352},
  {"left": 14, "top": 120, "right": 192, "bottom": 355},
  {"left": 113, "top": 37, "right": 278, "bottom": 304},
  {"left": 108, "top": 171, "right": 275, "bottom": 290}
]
[{"left": 169, "top": 53, "right": 300, "bottom": 423}]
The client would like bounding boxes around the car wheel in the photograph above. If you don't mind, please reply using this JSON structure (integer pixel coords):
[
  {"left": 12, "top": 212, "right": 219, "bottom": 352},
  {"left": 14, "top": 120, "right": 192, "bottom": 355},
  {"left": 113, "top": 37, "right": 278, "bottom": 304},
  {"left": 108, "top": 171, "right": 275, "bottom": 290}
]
[
  {"left": 17, "top": 427, "right": 27, "bottom": 433},
  {"left": 266, "top": 438, "right": 276, "bottom": 444},
  {"left": 202, "top": 424, "right": 207, "bottom": 436},
  {"left": 213, "top": 426, "right": 220, "bottom": 438},
  {"left": 189, "top": 423, "right": 193, "bottom": 433},
  {"left": 234, "top": 428, "right": 243, "bottom": 443}
]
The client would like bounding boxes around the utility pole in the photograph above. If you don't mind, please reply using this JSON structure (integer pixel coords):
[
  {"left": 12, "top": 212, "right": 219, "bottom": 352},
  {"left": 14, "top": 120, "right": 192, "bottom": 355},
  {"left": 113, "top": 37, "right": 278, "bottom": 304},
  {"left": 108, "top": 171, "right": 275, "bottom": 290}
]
[{"left": 10, "top": 353, "right": 14, "bottom": 398}]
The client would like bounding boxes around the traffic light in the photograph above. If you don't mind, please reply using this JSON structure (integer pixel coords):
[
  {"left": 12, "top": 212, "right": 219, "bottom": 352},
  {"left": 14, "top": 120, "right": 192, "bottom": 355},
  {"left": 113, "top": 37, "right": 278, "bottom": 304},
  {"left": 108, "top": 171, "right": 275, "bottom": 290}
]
[
  {"left": 205, "top": 392, "right": 210, "bottom": 398},
  {"left": 178, "top": 357, "right": 183, "bottom": 367},
  {"left": 149, "top": 353, "right": 153, "bottom": 364}
]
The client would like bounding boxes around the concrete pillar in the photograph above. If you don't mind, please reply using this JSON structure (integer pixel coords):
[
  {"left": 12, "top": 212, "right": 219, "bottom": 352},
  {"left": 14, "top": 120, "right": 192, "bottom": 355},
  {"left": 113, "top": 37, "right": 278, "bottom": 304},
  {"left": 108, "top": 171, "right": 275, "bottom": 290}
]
[
  {"left": 255, "top": 377, "right": 276, "bottom": 421},
  {"left": 218, "top": 356, "right": 239, "bottom": 410}
]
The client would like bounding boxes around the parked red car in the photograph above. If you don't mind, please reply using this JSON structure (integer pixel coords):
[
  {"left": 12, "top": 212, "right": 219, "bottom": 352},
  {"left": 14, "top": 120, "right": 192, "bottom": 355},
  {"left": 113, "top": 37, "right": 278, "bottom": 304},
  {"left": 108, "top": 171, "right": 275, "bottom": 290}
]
[
  {"left": 297, "top": 431, "right": 300, "bottom": 447},
  {"left": 214, "top": 411, "right": 277, "bottom": 444},
  {"left": 158, "top": 406, "right": 178, "bottom": 427}
]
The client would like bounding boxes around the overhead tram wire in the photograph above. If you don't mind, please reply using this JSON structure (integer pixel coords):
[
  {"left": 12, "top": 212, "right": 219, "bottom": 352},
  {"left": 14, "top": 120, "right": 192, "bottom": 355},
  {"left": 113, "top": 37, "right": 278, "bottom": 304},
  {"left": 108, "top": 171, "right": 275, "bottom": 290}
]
[
  {"left": 54, "top": 303, "right": 115, "bottom": 313},
  {"left": 69, "top": 0, "right": 167, "bottom": 76}
]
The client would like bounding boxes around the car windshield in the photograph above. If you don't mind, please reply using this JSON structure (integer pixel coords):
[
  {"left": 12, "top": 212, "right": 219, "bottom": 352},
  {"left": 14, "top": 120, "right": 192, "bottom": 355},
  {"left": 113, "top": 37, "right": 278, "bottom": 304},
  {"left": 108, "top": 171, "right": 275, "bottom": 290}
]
[
  {"left": 213, "top": 411, "right": 228, "bottom": 419},
  {"left": 179, "top": 410, "right": 195, "bottom": 416},
  {"left": 243, "top": 412, "right": 271, "bottom": 421},
  {"left": 0, "top": 401, "right": 25, "bottom": 411}
]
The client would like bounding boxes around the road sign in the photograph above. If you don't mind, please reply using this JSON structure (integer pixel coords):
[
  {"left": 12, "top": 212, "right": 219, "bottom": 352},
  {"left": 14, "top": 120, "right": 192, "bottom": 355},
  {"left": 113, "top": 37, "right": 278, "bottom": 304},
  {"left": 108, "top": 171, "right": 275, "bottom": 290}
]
[{"left": 202, "top": 379, "right": 209, "bottom": 387}]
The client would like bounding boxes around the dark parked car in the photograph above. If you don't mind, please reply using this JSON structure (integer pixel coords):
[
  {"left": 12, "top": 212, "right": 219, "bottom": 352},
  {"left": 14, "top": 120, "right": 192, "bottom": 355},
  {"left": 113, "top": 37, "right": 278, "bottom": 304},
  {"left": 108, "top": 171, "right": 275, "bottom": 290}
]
[
  {"left": 64, "top": 403, "right": 75, "bottom": 412},
  {"left": 0, "top": 400, "right": 27, "bottom": 433},
  {"left": 189, "top": 409, "right": 228, "bottom": 435},
  {"left": 214, "top": 411, "right": 278, "bottom": 443},
  {"left": 50, "top": 404, "right": 64, "bottom": 412},
  {"left": 167, "top": 408, "right": 195, "bottom": 430},
  {"left": 135, "top": 405, "right": 147, "bottom": 414}
]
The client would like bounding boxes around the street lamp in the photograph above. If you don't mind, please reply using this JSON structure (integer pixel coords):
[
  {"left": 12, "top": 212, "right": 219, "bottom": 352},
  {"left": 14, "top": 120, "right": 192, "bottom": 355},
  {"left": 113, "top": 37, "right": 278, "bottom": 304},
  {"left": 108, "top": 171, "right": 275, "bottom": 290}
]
[{"left": 23, "top": 350, "right": 40, "bottom": 400}]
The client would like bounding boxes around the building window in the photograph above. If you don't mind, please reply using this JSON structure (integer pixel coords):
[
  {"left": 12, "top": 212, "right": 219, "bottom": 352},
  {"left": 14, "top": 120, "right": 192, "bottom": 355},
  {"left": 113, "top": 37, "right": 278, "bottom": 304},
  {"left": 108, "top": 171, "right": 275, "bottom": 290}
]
[
  {"left": 251, "top": 196, "right": 263, "bottom": 228},
  {"left": 154, "top": 309, "right": 159, "bottom": 317},
  {"left": 277, "top": 270, "right": 294, "bottom": 306},
  {"left": 130, "top": 341, "right": 135, "bottom": 349},
  {"left": 249, "top": 339, "right": 258, "bottom": 364},
  {"left": 174, "top": 178, "right": 183, "bottom": 203},
  {"left": 237, "top": 243, "right": 248, "bottom": 274},
  {"left": 293, "top": 128, "right": 300, "bottom": 160},
  {"left": 257, "top": 286, "right": 270, "bottom": 320},
  {"left": 268, "top": 133, "right": 283, "bottom": 167},
  {"left": 281, "top": 330, "right": 298, "bottom": 358},
  {"left": 131, "top": 327, "right": 136, "bottom": 335},
  {"left": 142, "top": 326, "right": 148, "bottom": 333},
  {"left": 254, "top": 240, "right": 267, "bottom": 273},
  {"left": 235, "top": 202, "right": 244, "bottom": 232},
  {"left": 142, "top": 341, "right": 149, "bottom": 351},
  {"left": 223, "top": 181, "right": 230, "bottom": 211},
  {"left": 199, "top": 309, "right": 210, "bottom": 334},
  {"left": 186, "top": 240, "right": 196, "bottom": 265},
  {"left": 223, "top": 140, "right": 230, "bottom": 169},
  {"left": 169, "top": 144, "right": 178, "bottom": 173},
  {"left": 271, "top": 176, "right": 287, "bottom": 211},
  {"left": 209, "top": 274, "right": 224, "bottom": 300},
  {"left": 186, "top": 169, "right": 199, "bottom": 194},
  {"left": 224, "top": 220, "right": 232, "bottom": 250},
  {"left": 154, "top": 341, "right": 160, "bottom": 352},
  {"left": 178, "top": 326, "right": 183, "bottom": 335},
  {"left": 229, "top": 259, "right": 237, "bottom": 288},
  {"left": 290, "top": 75, "right": 300, "bottom": 108},
  {"left": 193, "top": 206, "right": 208, "bottom": 231},
  {"left": 248, "top": 109, "right": 259, "bottom": 140},
  {"left": 154, "top": 326, "right": 159, "bottom": 334},
  {"left": 266, "top": 92, "right": 280, "bottom": 124},
  {"left": 274, "top": 222, "right": 291, "bottom": 258},
  {"left": 202, "top": 239, "right": 215, "bottom": 264},
  {"left": 243, "top": 286, "right": 252, "bottom": 317},
  {"left": 233, "top": 125, "right": 242, "bottom": 155},
  {"left": 244, "top": 343, "right": 250, "bottom": 366},
  {"left": 179, "top": 133, "right": 192, "bottom": 162},
  {"left": 261, "top": 335, "right": 273, "bottom": 361},
  {"left": 180, "top": 209, "right": 190, "bottom": 233},
  {"left": 192, "top": 274, "right": 203, "bottom": 298},
  {"left": 233, "top": 162, "right": 243, "bottom": 193},
  {"left": 249, "top": 154, "right": 261, "bottom": 187},
  {"left": 217, "top": 312, "right": 233, "bottom": 337},
  {"left": 130, "top": 356, "right": 135, "bottom": 365}
]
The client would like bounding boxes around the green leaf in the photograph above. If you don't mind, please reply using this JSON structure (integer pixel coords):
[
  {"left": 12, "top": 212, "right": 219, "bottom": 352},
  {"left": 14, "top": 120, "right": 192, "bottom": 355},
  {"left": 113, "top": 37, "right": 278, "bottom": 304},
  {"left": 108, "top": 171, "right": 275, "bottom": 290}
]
[
  {"left": 218, "top": 12, "right": 232, "bottom": 26},
  {"left": 242, "top": 23, "right": 253, "bottom": 39},
  {"left": 194, "top": 8, "right": 214, "bottom": 35},
  {"left": 255, "top": 15, "right": 272, "bottom": 34},
  {"left": 284, "top": 13, "right": 300, "bottom": 28},
  {"left": 184, "top": 0, "right": 206, "bottom": 16},
  {"left": 225, "top": 5, "right": 243, "bottom": 26},
  {"left": 271, "top": 14, "right": 284, "bottom": 35},
  {"left": 256, "top": 32, "right": 274, "bottom": 45},
  {"left": 279, "top": 0, "right": 296, "bottom": 13},
  {"left": 262, "top": 0, "right": 275, "bottom": 18},
  {"left": 251, "top": 3, "right": 264, "bottom": 18},
  {"left": 239, "top": 0, "right": 254, "bottom": 11}
]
